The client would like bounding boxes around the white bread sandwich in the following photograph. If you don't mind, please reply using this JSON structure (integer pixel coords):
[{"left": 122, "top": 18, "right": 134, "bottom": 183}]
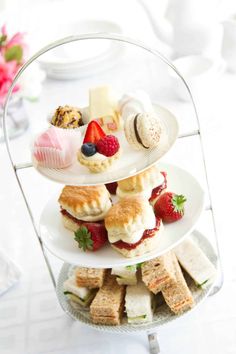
[
  {"left": 63, "top": 275, "right": 97, "bottom": 307},
  {"left": 161, "top": 254, "right": 195, "bottom": 314},
  {"left": 90, "top": 272, "right": 125, "bottom": 325},
  {"left": 141, "top": 251, "right": 176, "bottom": 294},
  {"left": 75, "top": 267, "right": 107, "bottom": 288},
  {"left": 125, "top": 280, "right": 153, "bottom": 324},
  {"left": 174, "top": 238, "right": 217, "bottom": 288},
  {"left": 111, "top": 265, "right": 137, "bottom": 285},
  {"left": 116, "top": 165, "right": 167, "bottom": 205},
  {"left": 105, "top": 197, "right": 163, "bottom": 258}
]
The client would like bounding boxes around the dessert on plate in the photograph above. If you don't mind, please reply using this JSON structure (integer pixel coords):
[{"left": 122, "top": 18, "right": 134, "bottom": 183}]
[
  {"left": 90, "top": 272, "right": 126, "bottom": 325},
  {"left": 125, "top": 280, "right": 153, "bottom": 324},
  {"left": 105, "top": 196, "right": 163, "bottom": 258},
  {"left": 118, "top": 89, "right": 154, "bottom": 121},
  {"left": 88, "top": 86, "right": 123, "bottom": 132},
  {"left": 59, "top": 185, "right": 111, "bottom": 251},
  {"left": 124, "top": 112, "right": 162, "bottom": 151},
  {"left": 51, "top": 105, "right": 84, "bottom": 128},
  {"left": 116, "top": 165, "right": 167, "bottom": 205},
  {"left": 33, "top": 127, "right": 79, "bottom": 168},
  {"left": 77, "top": 120, "right": 121, "bottom": 173}
]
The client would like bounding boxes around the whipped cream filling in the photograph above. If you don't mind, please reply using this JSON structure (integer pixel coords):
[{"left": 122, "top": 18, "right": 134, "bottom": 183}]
[
  {"left": 116, "top": 187, "right": 153, "bottom": 199},
  {"left": 82, "top": 152, "right": 107, "bottom": 161},
  {"left": 108, "top": 211, "right": 156, "bottom": 244},
  {"left": 66, "top": 200, "right": 111, "bottom": 222}
]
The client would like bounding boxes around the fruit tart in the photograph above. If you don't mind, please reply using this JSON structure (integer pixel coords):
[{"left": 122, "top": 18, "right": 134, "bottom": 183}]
[{"left": 77, "top": 120, "right": 121, "bottom": 173}]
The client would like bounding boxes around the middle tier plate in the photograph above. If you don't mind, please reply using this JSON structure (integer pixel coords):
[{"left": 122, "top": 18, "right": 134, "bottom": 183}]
[{"left": 39, "top": 163, "right": 205, "bottom": 267}]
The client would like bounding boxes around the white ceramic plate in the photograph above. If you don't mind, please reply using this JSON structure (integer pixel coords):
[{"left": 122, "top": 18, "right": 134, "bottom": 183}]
[
  {"left": 33, "top": 104, "right": 179, "bottom": 186},
  {"left": 56, "top": 231, "right": 218, "bottom": 333},
  {"left": 39, "top": 163, "right": 205, "bottom": 267},
  {"left": 38, "top": 20, "right": 124, "bottom": 79}
]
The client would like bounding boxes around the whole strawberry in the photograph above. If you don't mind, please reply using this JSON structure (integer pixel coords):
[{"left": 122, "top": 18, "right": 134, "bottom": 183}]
[
  {"left": 74, "top": 223, "right": 108, "bottom": 251},
  {"left": 154, "top": 192, "right": 186, "bottom": 223}
]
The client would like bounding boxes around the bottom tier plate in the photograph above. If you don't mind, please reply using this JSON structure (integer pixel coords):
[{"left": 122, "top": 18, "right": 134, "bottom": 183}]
[{"left": 56, "top": 230, "right": 218, "bottom": 333}]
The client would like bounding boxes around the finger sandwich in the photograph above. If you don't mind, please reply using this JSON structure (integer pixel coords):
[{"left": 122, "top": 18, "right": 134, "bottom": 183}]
[
  {"left": 59, "top": 185, "right": 112, "bottom": 232},
  {"left": 63, "top": 275, "right": 97, "bottom": 307},
  {"left": 174, "top": 238, "right": 217, "bottom": 288},
  {"left": 161, "top": 254, "right": 195, "bottom": 314},
  {"left": 111, "top": 265, "right": 137, "bottom": 285},
  {"left": 105, "top": 197, "right": 163, "bottom": 258},
  {"left": 125, "top": 280, "right": 153, "bottom": 324},
  {"left": 90, "top": 272, "right": 125, "bottom": 325},
  {"left": 75, "top": 267, "right": 107, "bottom": 288},
  {"left": 141, "top": 251, "right": 176, "bottom": 294}
]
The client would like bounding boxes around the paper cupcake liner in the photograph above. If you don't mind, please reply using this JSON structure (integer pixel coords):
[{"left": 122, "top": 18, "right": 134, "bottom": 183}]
[{"left": 32, "top": 127, "right": 81, "bottom": 169}]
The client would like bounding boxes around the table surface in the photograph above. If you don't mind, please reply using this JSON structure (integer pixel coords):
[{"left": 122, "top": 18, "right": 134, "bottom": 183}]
[{"left": 1, "top": 3, "right": 236, "bottom": 353}]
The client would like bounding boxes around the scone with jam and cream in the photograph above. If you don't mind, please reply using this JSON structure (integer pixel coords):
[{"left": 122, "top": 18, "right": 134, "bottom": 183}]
[
  {"left": 105, "top": 197, "right": 163, "bottom": 258},
  {"left": 116, "top": 165, "right": 167, "bottom": 205},
  {"left": 77, "top": 120, "right": 120, "bottom": 173}
]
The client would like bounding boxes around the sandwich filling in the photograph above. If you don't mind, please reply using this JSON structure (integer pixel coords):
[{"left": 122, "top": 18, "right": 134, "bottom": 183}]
[{"left": 113, "top": 217, "right": 162, "bottom": 250}]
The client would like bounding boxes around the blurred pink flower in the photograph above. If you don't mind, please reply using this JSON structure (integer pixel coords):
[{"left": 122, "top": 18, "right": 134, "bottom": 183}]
[
  {"left": 0, "top": 56, "right": 20, "bottom": 105},
  {"left": 0, "top": 24, "right": 27, "bottom": 106}
]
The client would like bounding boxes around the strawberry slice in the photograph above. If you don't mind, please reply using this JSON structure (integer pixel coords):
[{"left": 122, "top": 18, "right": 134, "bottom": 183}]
[
  {"left": 74, "top": 222, "right": 108, "bottom": 251},
  {"left": 83, "top": 120, "right": 106, "bottom": 144}
]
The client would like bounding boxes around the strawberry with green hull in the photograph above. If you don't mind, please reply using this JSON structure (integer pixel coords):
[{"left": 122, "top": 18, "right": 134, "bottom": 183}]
[
  {"left": 74, "top": 223, "right": 108, "bottom": 252},
  {"left": 154, "top": 192, "right": 187, "bottom": 223}
]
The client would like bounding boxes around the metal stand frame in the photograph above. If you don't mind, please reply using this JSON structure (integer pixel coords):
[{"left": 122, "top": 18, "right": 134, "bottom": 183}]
[{"left": 2, "top": 34, "right": 223, "bottom": 354}]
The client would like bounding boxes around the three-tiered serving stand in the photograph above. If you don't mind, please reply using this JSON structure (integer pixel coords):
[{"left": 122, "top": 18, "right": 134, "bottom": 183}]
[{"left": 3, "top": 34, "right": 223, "bottom": 353}]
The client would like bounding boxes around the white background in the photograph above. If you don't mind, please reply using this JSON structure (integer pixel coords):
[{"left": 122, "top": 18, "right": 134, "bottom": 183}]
[{"left": 1, "top": 1, "right": 236, "bottom": 353}]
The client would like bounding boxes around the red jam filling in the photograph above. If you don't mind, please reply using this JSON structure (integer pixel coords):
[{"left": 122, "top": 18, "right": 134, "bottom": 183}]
[
  {"left": 60, "top": 209, "right": 103, "bottom": 226},
  {"left": 149, "top": 171, "right": 167, "bottom": 202},
  {"left": 113, "top": 217, "right": 162, "bottom": 250}
]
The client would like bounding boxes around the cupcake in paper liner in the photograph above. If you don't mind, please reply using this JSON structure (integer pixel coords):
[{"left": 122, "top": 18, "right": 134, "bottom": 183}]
[{"left": 32, "top": 126, "right": 81, "bottom": 169}]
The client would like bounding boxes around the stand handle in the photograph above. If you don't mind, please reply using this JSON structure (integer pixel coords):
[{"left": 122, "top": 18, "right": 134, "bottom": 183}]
[{"left": 148, "top": 332, "right": 161, "bottom": 354}]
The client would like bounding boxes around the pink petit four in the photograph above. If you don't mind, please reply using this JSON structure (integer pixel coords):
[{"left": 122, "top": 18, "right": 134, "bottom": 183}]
[{"left": 33, "top": 127, "right": 79, "bottom": 168}]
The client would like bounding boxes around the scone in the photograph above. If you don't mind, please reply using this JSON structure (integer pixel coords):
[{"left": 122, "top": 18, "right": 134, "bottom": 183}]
[
  {"left": 124, "top": 112, "right": 162, "bottom": 150},
  {"left": 77, "top": 120, "right": 120, "bottom": 173},
  {"left": 117, "top": 165, "right": 167, "bottom": 205},
  {"left": 59, "top": 185, "right": 111, "bottom": 251},
  {"left": 51, "top": 105, "right": 83, "bottom": 128},
  {"left": 59, "top": 185, "right": 111, "bottom": 228},
  {"left": 105, "top": 197, "right": 163, "bottom": 258}
]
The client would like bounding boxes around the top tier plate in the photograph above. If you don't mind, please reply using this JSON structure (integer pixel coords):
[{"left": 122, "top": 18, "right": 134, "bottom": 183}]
[{"left": 32, "top": 104, "right": 179, "bottom": 185}]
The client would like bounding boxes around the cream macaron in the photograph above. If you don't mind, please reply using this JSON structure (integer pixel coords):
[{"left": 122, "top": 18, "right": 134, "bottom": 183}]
[{"left": 124, "top": 112, "right": 162, "bottom": 151}]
